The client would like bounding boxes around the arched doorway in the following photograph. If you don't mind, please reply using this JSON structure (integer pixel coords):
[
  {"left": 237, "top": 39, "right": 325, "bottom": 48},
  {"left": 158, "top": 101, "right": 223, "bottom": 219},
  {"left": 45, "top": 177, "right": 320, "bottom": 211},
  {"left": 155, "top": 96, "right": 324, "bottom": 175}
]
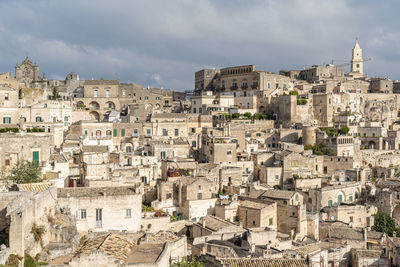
[
  {"left": 368, "top": 141, "right": 376, "bottom": 149},
  {"left": 89, "top": 111, "right": 100, "bottom": 121},
  {"left": 393, "top": 205, "right": 400, "bottom": 219}
]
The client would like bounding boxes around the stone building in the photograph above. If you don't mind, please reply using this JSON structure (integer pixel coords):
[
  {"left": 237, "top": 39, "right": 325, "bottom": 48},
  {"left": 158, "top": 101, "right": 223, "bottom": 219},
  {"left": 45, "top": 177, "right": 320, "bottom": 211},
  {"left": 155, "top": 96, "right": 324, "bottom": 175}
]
[
  {"left": 237, "top": 197, "right": 277, "bottom": 229},
  {"left": 57, "top": 186, "right": 142, "bottom": 233},
  {"left": 322, "top": 204, "right": 377, "bottom": 228},
  {"left": 15, "top": 57, "right": 47, "bottom": 90},
  {"left": 195, "top": 65, "right": 292, "bottom": 96}
]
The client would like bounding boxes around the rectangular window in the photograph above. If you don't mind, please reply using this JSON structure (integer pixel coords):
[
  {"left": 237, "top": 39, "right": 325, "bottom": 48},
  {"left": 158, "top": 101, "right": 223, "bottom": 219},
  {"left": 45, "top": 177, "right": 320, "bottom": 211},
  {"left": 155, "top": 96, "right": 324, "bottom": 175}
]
[
  {"left": 84, "top": 129, "right": 88, "bottom": 136},
  {"left": 134, "top": 129, "right": 138, "bottom": 136},
  {"left": 269, "top": 218, "right": 273, "bottom": 226},
  {"left": 161, "top": 151, "right": 166, "bottom": 159},
  {"left": 192, "top": 141, "right": 196, "bottom": 148},
  {"left": 2, "top": 117, "right": 11, "bottom": 124},
  {"left": 95, "top": 208, "right": 102, "bottom": 228},
  {"left": 175, "top": 129, "right": 179, "bottom": 136},
  {"left": 80, "top": 209, "right": 87, "bottom": 220},
  {"left": 106, "top": 90, "right": 110, "bottom": 97},
  {"left": 113, "top": 128, "right": 117, "bottom": 137},
  {"left": 121, "top": 129, "right": 125, "bottom": 137},
  {"left": 162, "top": 129, "right": 167, "bottom": 136},
  {"left": 4, "top": 93, "right": 8, "bottom": 100},
  {"left": 122, "top": 90, "right": 126, "bottom": 96},
  {"left": 146, "top": 129, "right": 151, "bottom": 136},
  {"left": 125, "top": 209, "right": 131, "bottom": 218},
  {"left": 227, "top": 151, "right": 232, "bottom": 155},
  {"left": 94, "top": 90, "right": 98, "bottom": 97}
]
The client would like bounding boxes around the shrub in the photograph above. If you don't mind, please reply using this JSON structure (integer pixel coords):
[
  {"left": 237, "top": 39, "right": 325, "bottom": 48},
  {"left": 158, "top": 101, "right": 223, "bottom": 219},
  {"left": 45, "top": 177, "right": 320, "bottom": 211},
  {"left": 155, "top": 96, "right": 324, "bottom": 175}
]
[
  {"left": 5, "top": 254, "right": 22, "bottom": 267},
  {"left": 243, "top": 112, "right": 252, "bottom": 119},
  {"left": 171, "top": 257, "right": 204, "bottom": 267},
  {"left": 339, "top": 125, "right": 350, "bottom": 135},
  {"left": 289, "top": 91, "right": 299, "bottom": 96},
  {"left": 297, "top": 99, "right": 307, "bottom": 105},
  {"left": 232, "top": 113, "right": 240, "bottom": 119},
  {"left": 309, "top": 143, "right": 336, "bottom": 156},
  {"left": 0, "top": 128, "right": 19, "bottom": 133},
  {"left": 304, "top": 144, "right": 313, "bottom": 150},
  {"left": 142, "top": 204, "right": 155, "bottom": 212},
  {"left": 321, "top": 127, "right": 339, "bottom": 136},
  {"left": 31, "top": 223, "right": 46, "bottom": 247}
]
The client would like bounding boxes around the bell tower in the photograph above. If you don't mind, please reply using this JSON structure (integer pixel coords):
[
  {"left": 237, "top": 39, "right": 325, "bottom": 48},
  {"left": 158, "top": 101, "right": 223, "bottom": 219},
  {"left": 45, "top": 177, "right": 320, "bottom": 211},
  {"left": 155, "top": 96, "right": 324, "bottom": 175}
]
[{"left": 351, "top": 38, "right": 363, "bottom": 76}]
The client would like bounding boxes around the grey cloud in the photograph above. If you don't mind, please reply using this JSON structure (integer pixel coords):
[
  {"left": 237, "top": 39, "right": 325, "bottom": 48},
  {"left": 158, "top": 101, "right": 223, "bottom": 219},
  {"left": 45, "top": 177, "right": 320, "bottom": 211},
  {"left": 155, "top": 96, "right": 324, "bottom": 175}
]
[{"left": 0, "top": 0, "right": 399, "bottom": 90}]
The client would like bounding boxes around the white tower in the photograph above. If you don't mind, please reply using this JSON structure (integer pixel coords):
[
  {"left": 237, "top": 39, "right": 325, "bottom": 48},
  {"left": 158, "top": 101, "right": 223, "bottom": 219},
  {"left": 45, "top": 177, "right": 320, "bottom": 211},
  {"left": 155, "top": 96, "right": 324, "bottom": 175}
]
[{"left": 351, "top": 38, "right": 363, "bottom": 76}]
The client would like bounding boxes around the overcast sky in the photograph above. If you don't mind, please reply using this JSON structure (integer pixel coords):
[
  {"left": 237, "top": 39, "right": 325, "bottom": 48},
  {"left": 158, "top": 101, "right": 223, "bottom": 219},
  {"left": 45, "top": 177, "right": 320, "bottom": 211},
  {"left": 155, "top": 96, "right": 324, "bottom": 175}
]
[{"left": 0, "top": 0, "right": 399, "bottom": 91}]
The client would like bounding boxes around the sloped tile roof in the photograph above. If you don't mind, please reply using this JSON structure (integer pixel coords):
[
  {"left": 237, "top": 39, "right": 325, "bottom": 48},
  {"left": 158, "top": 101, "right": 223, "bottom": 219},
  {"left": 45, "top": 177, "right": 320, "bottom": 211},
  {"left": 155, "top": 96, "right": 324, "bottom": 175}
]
[
  {"left": 74, "top": 233, "right": 134, "bottom": 261},
  {"left": 16, "top": 182, "right": 53, "bottom": 192},
  {"left": 218, "top": 258, "right": 309, "bottom": 267}
]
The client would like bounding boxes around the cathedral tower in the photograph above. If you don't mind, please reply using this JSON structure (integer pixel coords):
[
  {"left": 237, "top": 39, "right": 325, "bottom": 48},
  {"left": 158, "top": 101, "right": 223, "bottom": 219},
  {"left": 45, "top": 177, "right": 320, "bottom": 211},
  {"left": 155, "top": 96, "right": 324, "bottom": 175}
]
[{"left": 351, "top": 38, "right": 363, "bottom": 76}]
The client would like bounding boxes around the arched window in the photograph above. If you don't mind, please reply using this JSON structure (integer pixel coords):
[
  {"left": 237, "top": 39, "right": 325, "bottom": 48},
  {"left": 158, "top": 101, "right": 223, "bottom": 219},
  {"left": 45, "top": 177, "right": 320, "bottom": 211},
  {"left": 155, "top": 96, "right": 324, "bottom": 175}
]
[
  {"left": 96, "top": 130, "right": 102, "bottom": 138},
  {"left": 106, "top": 130, "right": 112, "bottom": 137},
  {"left": 94, "top": 89, "right": 98, "bottom": 97},
  {"left": 36, "top": 116, "right": 42, "bottom": 122},
  {"left": 355, "top": 191, "right": 359, "bottom": 199}
]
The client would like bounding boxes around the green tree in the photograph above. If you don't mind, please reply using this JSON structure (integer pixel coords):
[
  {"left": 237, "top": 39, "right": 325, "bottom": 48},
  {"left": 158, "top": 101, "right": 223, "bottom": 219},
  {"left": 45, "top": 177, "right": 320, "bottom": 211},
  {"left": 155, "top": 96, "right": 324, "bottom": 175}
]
[
  {"left": 372, "top": 211, "right": 400, "bottom": 237},
  {"left": 224, "top": 113, "right": 232, "bottom": 120},
  {"left": 2, "top": 160, "right": 42, "bottom": 185},
  {"left": 339, "top": 125, "right": 350, "bottom": 135},
  {"left": 289, "top": 90, "right": 299, "bottom": 96},
  {"left": 51, "top": 87, "right": 61, "bottom": 100}
]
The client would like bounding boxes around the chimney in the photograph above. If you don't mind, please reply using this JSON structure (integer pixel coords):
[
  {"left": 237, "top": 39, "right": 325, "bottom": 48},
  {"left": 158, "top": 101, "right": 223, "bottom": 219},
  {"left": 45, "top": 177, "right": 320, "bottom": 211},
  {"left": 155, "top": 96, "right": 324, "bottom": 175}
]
[
  {"left": 250, "top": 243, "right": 255, "bottom": 253},
  {"left": 363, "top": 227, "right": 368, "bottom": 249},
  {"left": 263, "top": 244, "right": 271, "bottom": 258}
]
